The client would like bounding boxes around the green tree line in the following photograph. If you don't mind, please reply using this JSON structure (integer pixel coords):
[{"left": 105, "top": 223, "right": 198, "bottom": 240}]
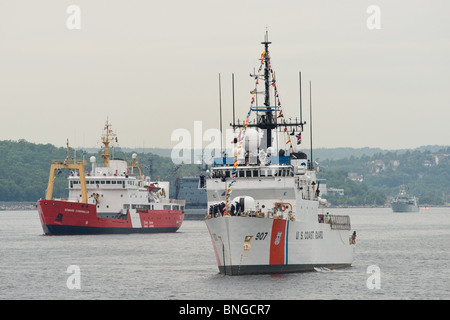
[
  {"left": 0, "top": 139, "right": 448, "bottom": 206},
  {"left": 0, "top": 140, "right": 200, "bottom": 201},
  {"left": 318, "top": 147, "right": 450, "bottom": 206},
  {"left": 317, "top": 170, "right": 387, "bottom": 206}
]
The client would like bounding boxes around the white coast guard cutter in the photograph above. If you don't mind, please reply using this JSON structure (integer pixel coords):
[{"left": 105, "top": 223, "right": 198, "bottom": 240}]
[{"left": 204, "top": 35, "right": 356, "bottom": 275}]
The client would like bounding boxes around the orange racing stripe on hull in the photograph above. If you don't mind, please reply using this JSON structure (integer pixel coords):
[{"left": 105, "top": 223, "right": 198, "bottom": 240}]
[{"left": 269, "top": 219, "right": 287, "bottom": 265}]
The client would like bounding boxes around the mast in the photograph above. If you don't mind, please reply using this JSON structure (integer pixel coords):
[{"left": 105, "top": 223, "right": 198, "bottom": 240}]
[
  {"left": 261, "top": 32, "right": 275, "bottom": 148},
  {"left": 101, "top": 119, "right": 111, "bottom": 167},
  {"left": 231, "top": 32, "right": 304, "bottom": 151}
]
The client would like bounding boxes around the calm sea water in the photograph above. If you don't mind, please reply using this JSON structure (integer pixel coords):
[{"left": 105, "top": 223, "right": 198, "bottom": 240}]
[{"left": 1, "top": 207, "right": 449, "bottom": 300}]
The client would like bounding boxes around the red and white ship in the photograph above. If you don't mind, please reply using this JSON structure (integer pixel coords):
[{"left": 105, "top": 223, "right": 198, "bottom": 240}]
[{"left": 36, "top": 121, "right": 184, "bottom": 235}]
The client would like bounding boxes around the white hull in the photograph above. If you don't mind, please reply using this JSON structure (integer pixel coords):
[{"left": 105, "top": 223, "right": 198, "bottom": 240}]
[{"left": 205, "top": 215, "right": 354, "bottom": 275}]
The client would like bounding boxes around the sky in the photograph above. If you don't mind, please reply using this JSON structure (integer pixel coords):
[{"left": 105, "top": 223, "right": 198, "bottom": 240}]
[{"left": 1, "top": 0, "right": 449, "bottom": 152}]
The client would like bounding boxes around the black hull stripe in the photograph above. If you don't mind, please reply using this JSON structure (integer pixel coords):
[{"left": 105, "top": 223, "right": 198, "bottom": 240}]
[
  {"left": 43, "top": 224, "right": 180, "bottom": 235},
  {"left": 218, "top": 263, "right": 352, "bottom": 275}
]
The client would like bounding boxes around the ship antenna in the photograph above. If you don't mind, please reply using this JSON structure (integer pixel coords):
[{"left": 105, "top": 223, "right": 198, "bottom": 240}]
[
  {"left": 299, "top": 71, "right": 303, "bottom": 127},
  {"left": 218, "top": 73, "right": 223, "bottom": 156},
  {"left": 309, "top": 80, "right": 313, "bottom": 169},
  {"left": 66, "top": 139, "right": 70, "bottom": 164},
  {"left": 232, "top": 73, "right": 236, "bottom": 131},
  {"left": 66, "top": 139, "right": 69, "bottom": 159}
]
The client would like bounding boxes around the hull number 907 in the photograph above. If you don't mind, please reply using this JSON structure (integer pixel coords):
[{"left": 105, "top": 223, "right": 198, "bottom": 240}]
[{"left": 255, "top": 232, "right": 268, "bottom": 240}]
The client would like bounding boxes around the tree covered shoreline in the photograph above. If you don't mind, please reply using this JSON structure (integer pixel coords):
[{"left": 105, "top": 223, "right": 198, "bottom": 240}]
[{"left": 0, "top": 139, "right": 448, "bottom": 206}]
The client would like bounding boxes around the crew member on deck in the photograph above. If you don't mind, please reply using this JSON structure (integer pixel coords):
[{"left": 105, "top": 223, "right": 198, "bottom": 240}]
[{"left": 351, "top": 231, "right": 357, "bottom": 244}]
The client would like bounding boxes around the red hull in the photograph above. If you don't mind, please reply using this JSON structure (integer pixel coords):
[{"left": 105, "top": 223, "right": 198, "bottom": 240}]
[{"left": 36, "top": 200, "right": 184, "bottom": 235}]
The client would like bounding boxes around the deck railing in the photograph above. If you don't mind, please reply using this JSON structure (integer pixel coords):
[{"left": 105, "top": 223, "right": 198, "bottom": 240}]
[{"left": 329, "top": 215, "right": 351, "bottom": 230}]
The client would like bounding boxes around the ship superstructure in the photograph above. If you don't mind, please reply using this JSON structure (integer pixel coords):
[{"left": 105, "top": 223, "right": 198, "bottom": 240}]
[
  {"left": 204, "top": 35, "right": 356, "bottom": 275},
  {"left": 391, "top": 186, "right": 419, "bottom": 212},
  {"left": 36, "top": 120, "right": 184, "bottom": 235}
]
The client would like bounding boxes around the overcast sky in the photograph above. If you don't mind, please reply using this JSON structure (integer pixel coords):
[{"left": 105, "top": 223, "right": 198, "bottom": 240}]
[{"left": 1, "top": 0, "right": 449, "bottom": 152}]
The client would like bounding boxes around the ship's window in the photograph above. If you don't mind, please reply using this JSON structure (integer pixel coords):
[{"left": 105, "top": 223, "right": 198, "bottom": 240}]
[
  {"left": 106, "top": 181, "right": 111, "bottom": 184},
  {"left": 95, "top": 181, "right": 100, "bottom": 184},
  {"left": 173, "top": 205, "right": 179, "bottom": 210},
  {"left": 112, "top": 181, "right": 116, "bottom": 184},
  {"left": 253, "top": 170, "right": 259, "bottom": 177},
  {"left": 101, "top": 181, "right": 105, "bottom": 184},
  {"left": 163, "top": 205, "right": 171, "bottom": 210},
  {"left": 239, "top": 170, "right": 244, "bottom": 178},
  {"left": 225, "top": 170, "right": 230, "bottom": 178},
  {"left": 246, "top": 170, "right": 251, "bottom": 177}
]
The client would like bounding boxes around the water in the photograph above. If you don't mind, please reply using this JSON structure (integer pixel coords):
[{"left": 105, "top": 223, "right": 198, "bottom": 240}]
[{"left": 1, "top": 207, "right": 449, "bottom": 300}]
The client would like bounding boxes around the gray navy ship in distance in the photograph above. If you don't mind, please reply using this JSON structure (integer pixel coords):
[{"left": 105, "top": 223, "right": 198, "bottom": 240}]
[{"left": 391, "top": 186, "right": 420, "bottom": 212}]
